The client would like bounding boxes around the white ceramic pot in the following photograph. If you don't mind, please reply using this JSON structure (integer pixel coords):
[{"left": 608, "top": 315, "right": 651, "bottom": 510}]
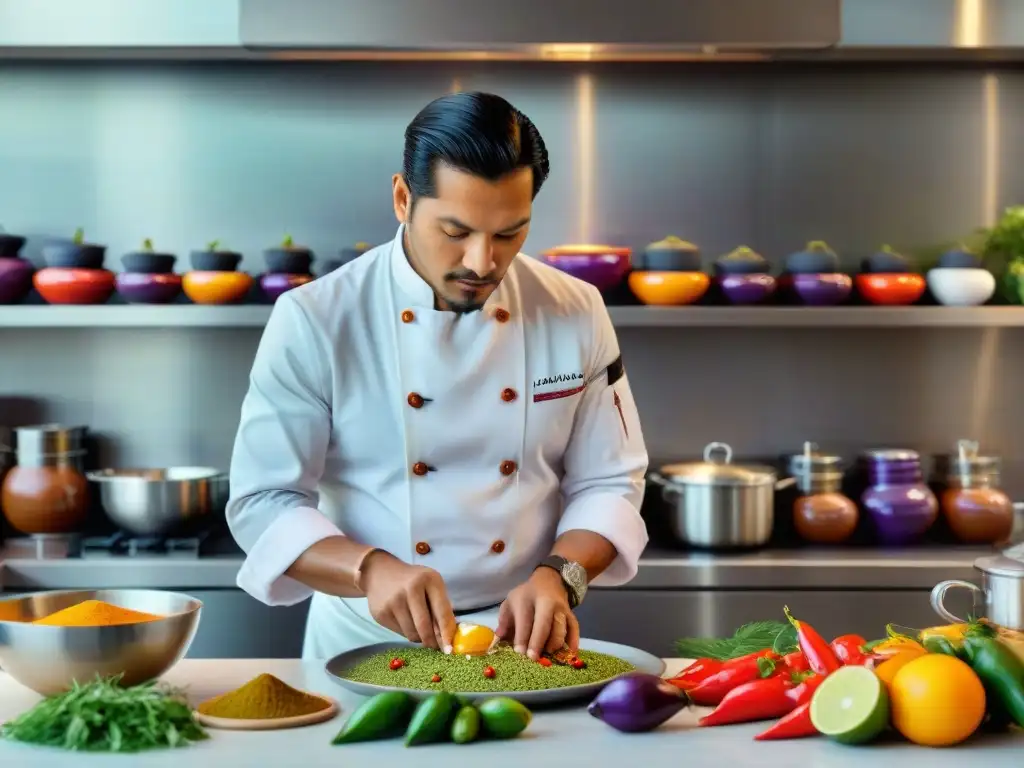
[{"left": 927, "top": 267, "right": 995, "bottom": 306}]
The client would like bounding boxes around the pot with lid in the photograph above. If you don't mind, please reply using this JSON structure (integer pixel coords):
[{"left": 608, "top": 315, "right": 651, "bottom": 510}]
[
  {"left": 931, "top": 439, "right": 1013, "bottom": 545},
  {"left": 786, "top": 441, "right": 858, "bottom": 545},
  {"left": 931, "top": 553, "right": 1024, "bottom": 631},
  {"left": 648, "top": 442, "right": 793, "bottom": 549}
]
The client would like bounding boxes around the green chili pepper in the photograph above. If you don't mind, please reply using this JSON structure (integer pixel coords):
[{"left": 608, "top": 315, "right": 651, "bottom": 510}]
[
  {"left": 962, "top": 633, "right": 1024, "bottom": 728},
  {"left": 922, "top": 635, "right": 960, "bottom": 658}
]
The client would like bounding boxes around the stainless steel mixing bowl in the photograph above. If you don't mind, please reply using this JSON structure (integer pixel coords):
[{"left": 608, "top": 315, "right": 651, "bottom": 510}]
[
  {"left": 0, "top": 589, "right": 202, "bottom": 695},
  {"left": 86, "top": 467, "right": 229, "bottom": 537}
]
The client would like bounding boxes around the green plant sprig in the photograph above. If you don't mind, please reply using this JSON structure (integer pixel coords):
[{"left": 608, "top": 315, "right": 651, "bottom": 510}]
[{"left": 0, "top": 675, "right": 208, "bottom": 753}]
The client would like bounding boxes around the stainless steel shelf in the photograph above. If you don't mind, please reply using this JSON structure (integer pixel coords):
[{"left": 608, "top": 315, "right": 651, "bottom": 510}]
[
  {"left": 1, "top": 305, "right": 1024, "bottom": 329},
  {"left": 0, "top": 305, "right": 273, "bottom": 328}
]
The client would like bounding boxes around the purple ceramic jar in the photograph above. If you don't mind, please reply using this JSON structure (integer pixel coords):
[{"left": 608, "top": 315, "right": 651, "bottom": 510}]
[
  {"left": 260, "top": 272, "right": 313, "bottom": 302},
  {"left": 0, "top": 257, "right": 34, "bottom": 304},
  {"left": 861, "top": 449, "right": 938, "bottom": 545}
]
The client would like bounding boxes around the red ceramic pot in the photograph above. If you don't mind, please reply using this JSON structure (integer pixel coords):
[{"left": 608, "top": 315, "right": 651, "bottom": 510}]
[
  {"left": 34, "top": 268, "right": 116, "bottom": 305},
  {"left": 855, "top": 273, "right": 926, "bottom": 306}
]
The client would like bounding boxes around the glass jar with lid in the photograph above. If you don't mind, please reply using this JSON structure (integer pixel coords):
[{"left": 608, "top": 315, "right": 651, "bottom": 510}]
[
  {"left": 786, "top": 442, "right": 858, "bottom": 544},
  {"left": 931, "top": 439, "right": 1013, "bottom": 545}
]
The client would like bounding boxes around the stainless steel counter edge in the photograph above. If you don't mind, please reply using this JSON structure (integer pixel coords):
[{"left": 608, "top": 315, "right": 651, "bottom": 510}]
[{"left": 0, "top": 548, "right": 989, "bottom": 591}]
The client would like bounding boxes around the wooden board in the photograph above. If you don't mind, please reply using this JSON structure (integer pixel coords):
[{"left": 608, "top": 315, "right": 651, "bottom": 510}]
[{"left": 193, "top": 695, "right": 340, "bottom": 731}]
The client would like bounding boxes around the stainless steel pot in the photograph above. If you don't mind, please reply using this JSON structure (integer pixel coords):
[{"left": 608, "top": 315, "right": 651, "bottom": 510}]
[
  {"left": 931, "top": 553, "right": 1024, "bottom": 631},
  {"left": 86, "top": 467, "right": 229, "bottom": 537},
  {"left": 648, "top": 442, "right": 794, "bottom": 548}
]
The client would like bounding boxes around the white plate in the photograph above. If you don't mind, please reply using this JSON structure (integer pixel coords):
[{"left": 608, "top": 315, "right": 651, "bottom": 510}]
[{"left": 324, "top": 638, "right": 665, "bottom": 707}]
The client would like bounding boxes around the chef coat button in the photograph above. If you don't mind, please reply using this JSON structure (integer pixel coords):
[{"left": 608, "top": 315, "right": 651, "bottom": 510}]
[
  {"left": 491, "top": 540, "right": 506, "bottom": 554},
  {"left": 407, "top": 392, "right": 425, "bottom": 409},
  {"left": 494, "top": 308, "right": 510, "bottom": 323},
  {"left": 412, "top": 462, "right": 430, "bottom": 476},
  {"left": 501, "top": 387, "right": 517, "bottom": 403},
  {"left": 401, "top": 309, "right": 415, "bottom": 323},
  {"left": 500, "top": 460, "right": 518, "bottom": 476},
  {"left": 415, "top": 541, "right": 431, "bottom": 555}
]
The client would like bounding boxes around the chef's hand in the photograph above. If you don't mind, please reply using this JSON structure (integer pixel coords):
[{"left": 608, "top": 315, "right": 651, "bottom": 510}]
[
  {"left": 361, "top": 551, "right": 457, "bottom": 652},
  {"left": 496, "top": 567, "right": 580, "bottom": 660}
]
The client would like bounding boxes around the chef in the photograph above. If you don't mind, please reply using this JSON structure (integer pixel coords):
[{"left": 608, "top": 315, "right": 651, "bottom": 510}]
[{"left": 226, "top": 91, "right": 649, "bottom": 661}]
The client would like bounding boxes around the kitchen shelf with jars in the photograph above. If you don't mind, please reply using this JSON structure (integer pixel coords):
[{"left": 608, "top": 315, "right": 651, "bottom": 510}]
[
  {"left": 645, "top": 439, "right": 1019, "bottom": 553},
  {"left": 3, "top": 218, "right": 1024, "bottom": 329}
]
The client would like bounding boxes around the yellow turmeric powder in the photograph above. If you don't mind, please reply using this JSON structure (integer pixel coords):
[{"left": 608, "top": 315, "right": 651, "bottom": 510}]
[
  {"left": 33, "top": 600, "right": 164, "bottom": 627},
  {"left": 197, "top": 674, "right": 329, "bottom": 720}
]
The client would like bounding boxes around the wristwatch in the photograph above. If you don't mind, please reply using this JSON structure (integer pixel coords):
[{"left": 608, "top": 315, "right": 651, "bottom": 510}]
[{"left": 536, "top": 555, "right": 588, "bottom": 609}]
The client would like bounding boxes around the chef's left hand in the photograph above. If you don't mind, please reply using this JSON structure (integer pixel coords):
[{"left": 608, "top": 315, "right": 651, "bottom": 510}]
[{"left": 496, "top": 567, "right": 580, "bottom": 660}]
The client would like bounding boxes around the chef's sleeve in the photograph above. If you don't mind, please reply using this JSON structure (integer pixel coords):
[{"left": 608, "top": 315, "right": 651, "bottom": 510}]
[
  {"left": 226, "top": 291, "right": 344, "bottom": 606},
  {"left": 557, "top": 287, "right": 650, "bottom": 585}
]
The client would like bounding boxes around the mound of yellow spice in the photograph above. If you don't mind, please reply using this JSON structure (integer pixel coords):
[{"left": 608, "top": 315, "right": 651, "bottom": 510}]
[
  {"left": 197, "top": 674, "right": 330, "bottom": 720},
  {"left": 33, "top": 600, "right": 164, "bottom": 627}
]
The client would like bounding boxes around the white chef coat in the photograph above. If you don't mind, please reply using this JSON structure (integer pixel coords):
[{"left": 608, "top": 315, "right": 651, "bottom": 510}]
[{"left": 226, "top": 224, "right": 649, "bottom": 659}]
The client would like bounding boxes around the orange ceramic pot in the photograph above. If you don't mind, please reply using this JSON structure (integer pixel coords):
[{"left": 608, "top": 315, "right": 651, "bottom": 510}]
[
  {"left": 855, "top": 273, "right": 926, "bottom": 306},
  {"left": 182, "top": 271, "right": 254, "bottom": 305},
  {"left": 33, "top": 268, "right": 116, "bottom": 305},
  {"left": 629, "top": 271, "right": 710, "bottom": 306}
]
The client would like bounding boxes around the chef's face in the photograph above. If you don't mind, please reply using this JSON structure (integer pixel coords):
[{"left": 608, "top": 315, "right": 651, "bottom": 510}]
[{"left": 393, "top": 164, "right": 533, "bottom": 314}]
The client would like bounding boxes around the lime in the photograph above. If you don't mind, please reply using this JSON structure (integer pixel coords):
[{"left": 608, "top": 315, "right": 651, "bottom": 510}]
[{"left": 809, "top": 665, "right": 890, "bottom": 745}]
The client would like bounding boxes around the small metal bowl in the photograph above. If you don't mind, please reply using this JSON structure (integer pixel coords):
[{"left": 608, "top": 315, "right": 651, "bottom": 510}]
[
  {"left": 0, "top": 589, "right": 201, "bottom": 695},
  {"left": 87, "top": 467, "right": 229, "bottom": 537}
]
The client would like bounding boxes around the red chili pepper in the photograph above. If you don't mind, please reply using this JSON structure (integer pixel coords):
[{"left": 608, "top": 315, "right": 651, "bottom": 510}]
[
  {"left": 483, "top": 666, "right": 496, "bottom": 679},
  {"left": 754, "top": 701, "right": 817, "bottom": 741},
  {"left": 431, "top": 674, "right": 441, "bottom": 683},
  {"left": 783, "top": 607, "right": 841, "bottom": 676},
  {"left": 698, "top": 675, "right": 796, "bottom": 727},
  {"left": 389, "top": 657, "right": 404, "bottom": 670},
  {"left": 667, "top": 658, "right": 723, "bottom": 690},
  {"left": 686, "top": 652, "right": 779, "bottom": 707},
  {"left": 538, "top": 658, "right": 552, "bottom": 667},
  {"left": 782, "top": 651, "right": 810, "bottom": 674},
  {"left": 786, "top": 673, "right": 824, "bottom": 707},
  {"left": 830, "top": 634, "right": 868, "bottom": 665}
]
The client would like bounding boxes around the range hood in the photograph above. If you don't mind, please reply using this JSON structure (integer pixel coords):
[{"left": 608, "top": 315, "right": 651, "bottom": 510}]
[
  {"left": 238, "top": 0, "right": 841, "bottom": 59},
  {"left": 2, "top": 0, "right": 1024, "bottom": 61}
]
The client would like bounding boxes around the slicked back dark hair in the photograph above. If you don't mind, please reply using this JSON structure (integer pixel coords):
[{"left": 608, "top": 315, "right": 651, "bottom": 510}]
[{"left": 403, "top": 91, "right": 550, "bottom": 203}]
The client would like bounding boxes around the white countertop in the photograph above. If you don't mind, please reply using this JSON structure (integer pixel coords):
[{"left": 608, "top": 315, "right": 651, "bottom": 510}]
[{"left": 0, "top": 659, "right": 1019, "bottom": 767}]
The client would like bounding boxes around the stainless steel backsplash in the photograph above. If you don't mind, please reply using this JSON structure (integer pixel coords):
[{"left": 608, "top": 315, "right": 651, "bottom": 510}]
[{"left": 1, "top": 62, "right": 1022, "bottom": 492}]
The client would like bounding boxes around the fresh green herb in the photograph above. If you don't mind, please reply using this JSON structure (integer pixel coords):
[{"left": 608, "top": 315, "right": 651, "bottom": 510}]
[
  {"left": 281, "top": 234, "right": 294, "bottom": 248},
  {"left": 206, "top": 239, "right": 220, "bottom": 251},
  {"left": 674, "top": 621, "right": 798, "bottom": 661},
  {"left": 1, "top": 675, "right": 207, "bottom": 753},
  {"left": 142, "top": 238, "right": 154, "bottom": 251},
  {"left": 72, "top": 227, "right": 85, "bottom": 245}
]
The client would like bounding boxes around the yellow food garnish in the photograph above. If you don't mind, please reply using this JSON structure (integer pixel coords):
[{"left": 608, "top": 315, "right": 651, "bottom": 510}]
[{"left": 452, "top": 623, "right": 496, "bottom": 657}]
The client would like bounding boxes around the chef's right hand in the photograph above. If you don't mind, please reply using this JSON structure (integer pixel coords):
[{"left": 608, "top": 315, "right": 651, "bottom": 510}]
[{"left": 361, "top": 550, "right": 457, "bottom": 653}]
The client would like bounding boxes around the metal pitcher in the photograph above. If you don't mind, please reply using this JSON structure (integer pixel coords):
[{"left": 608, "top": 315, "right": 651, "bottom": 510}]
[{"left": 930, "top": 553, "right": 1024, "bottom": 630}]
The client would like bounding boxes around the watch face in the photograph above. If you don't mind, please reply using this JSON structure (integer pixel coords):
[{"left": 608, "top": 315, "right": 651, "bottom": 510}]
[{"left": 562, "top": 561, "right": 588, "bottom": 602}]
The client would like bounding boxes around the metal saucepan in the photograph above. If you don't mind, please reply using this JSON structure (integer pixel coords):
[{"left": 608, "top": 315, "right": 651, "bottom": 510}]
[
  {"left": 86, "top": 467, "right": 229, "bottom": 537},
  {"left": 648, "top": 442, "right": 794, "bottom": 549}
]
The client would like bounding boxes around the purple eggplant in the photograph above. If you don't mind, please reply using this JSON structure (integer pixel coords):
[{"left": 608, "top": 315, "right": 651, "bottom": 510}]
[{"left": 587, "top": 673, "right": 690, "bottom": 733}]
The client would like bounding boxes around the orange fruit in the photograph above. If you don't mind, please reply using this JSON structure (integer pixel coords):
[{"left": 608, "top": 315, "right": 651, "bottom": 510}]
[
  {"left": 889, "top": 654, "right": 986, "bottom": 747},
  {"left": 874, "top": 648, "right": 926, "bottom": 691}
]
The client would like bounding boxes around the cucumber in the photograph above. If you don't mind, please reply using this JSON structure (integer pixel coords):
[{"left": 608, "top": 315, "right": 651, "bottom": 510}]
[
  {"left": 404, "top": 692, "right": 458, "bottom": 747},
  {"left": 451, "top": 705, "right": 481, "bottom": 744},
  {"left": 331, "top": 691, "right": 414, "bottom": 744}
]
